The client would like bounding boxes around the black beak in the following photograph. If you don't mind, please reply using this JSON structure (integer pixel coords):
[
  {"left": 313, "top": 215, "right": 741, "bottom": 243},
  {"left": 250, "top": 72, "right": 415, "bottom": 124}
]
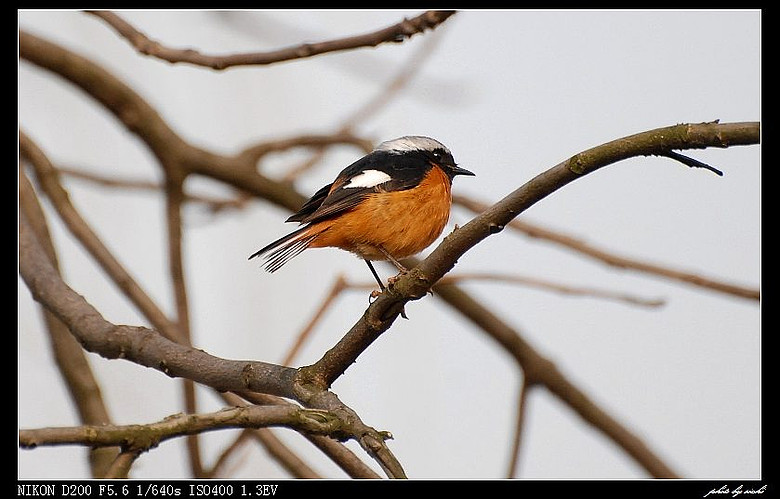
[{"left": 448, "top": 164, "right": 475, "bottom": 177}]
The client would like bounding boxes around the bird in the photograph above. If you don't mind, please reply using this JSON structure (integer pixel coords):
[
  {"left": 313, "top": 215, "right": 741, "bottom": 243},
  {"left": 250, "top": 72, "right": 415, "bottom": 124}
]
[{"left": 249, "top": 136, "right": 474, "bottom": 291}]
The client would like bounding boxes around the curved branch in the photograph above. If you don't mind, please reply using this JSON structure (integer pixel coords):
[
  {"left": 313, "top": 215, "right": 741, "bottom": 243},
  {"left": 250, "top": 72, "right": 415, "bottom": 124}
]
[
  {"left": 301, "top": 121, "right": 760, "bottom": 390},
  {"left": 86, "top": 10, "right": 456, "bottom": 70},
  {"left": 104, "top": 450, "right": 141, "bottom": 479}
]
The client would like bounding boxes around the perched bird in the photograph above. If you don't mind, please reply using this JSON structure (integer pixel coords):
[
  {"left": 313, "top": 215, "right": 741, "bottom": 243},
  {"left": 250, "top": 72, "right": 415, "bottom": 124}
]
[{"left": 249, "top": 136, "right": 474, "bottom": 290}]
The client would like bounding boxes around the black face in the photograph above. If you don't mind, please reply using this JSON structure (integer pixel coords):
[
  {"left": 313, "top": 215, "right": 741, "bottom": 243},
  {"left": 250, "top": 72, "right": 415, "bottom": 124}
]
[
  {"left": 425, "top": 147, "right": 455, "bottom": 166},
  {"left": 423, "top": 147, "right": 474, "bottom": 179}
]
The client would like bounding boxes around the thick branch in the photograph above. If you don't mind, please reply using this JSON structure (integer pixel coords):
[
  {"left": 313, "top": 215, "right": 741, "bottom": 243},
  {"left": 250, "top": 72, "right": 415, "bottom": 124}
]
[
  {"left": 301, "top": 121, "right": 760, "bottom": 389},
  {"left": 19, "top": 215, "right": 403, "bottom": 477},
  {"left": 19, "top": 214, "right": 298, "bottom": 397}
]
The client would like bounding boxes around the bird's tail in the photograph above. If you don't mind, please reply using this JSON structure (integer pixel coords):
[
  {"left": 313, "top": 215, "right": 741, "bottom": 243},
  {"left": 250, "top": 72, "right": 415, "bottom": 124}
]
[{"left": 248, "top": 225, "right": 322, "bottom": 273}]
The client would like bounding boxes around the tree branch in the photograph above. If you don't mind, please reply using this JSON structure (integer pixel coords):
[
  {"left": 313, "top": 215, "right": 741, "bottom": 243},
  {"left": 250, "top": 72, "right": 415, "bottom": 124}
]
[
  {"left": 300, "top": 121, "right": 760, "bottom": 390},
  {"left": 85, "top": 10, "right": 456, "bottom": 70},
  {"left": 20, "top": 405, "right": 343, "bottom": 450}
]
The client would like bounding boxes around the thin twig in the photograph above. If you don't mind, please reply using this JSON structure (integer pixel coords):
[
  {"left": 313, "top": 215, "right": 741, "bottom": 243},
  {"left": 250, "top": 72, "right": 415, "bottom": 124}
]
[
  {"left": 441, "top": 273, "right": 665, "bottom": 307},
  {"left": 506, "top": 378, "right": 531, "bottom": 478},
  {"left": 86, "top": 10, "right": 456, "bottom": 70},
  {"left": 237, "top": 133, "right": 375, "bottom": 171},
  {"left": 204, "top": 429, "right": 253, "bottom": 478},
  {"left": 162, "top": 169, "right": 206, "bottom": 476},
  {"left": 58, "top": 166, "right": 250, "bottom": 213},
  {"left": 19, "top": 405, "right": 345, "bottom": 450},
  {"left": 282, "top": 275, "right": 349, "bottom": 367}
]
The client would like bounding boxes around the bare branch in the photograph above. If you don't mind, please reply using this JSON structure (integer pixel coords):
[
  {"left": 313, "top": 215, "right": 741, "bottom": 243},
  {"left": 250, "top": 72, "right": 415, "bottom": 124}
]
[
  {"left": 86, "top": 10, "right": 456, "bottom": 70},
  {"left": 103, "top": 449, "right": 142, "bottom": 479},
  {"left": 20, "top": 405, "right": 344, "bottom": 450},
  {"left": 58, "top": 166, "right": 249, "bottom": 213},
  {"left": 440, "top": 272, "right": 664, "bottom": 307},
  {"left": 237, "top": 133, "right": 375, "bottom": 170},
  {"left": 506, "top": 378, "right": 531, "bottom": 478},
  {"left": 431, "top": 283, "right": 680, "bottom": 478},
  {"left": 282, "top": 30, "right": 444, "bottom": 181},
  {"left": 454, "top": 195, "right": 760, "bottom": 301}
]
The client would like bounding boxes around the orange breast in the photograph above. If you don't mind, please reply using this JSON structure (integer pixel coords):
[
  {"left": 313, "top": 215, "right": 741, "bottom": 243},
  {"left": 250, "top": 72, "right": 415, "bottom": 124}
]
[{"left": 309, "top": 166, "right": 453, "bottom": 260}]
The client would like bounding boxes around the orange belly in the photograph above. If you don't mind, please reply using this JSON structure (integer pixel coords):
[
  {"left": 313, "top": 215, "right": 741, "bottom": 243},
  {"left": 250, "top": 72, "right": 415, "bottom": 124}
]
[{"left": 308, "top": 166, "right": 453, "bottom": 260}]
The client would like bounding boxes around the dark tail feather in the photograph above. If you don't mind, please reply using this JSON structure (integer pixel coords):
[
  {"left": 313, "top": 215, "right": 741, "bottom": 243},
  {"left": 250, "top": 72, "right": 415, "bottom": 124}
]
[{"left": 248, "top": 225, "right": 320, "bottom": 272}]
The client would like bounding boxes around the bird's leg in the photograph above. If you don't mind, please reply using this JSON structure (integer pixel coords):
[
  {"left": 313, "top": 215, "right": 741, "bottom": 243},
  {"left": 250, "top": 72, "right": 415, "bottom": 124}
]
[
  {"left": 365, "top": 257, "right": 408, "bottom": 320},
  {"left": 376, "top": 247, "right": 408, "bottom": 287},
  {"left": 365, "top": 259, "right": 386, "bottom": 296}
]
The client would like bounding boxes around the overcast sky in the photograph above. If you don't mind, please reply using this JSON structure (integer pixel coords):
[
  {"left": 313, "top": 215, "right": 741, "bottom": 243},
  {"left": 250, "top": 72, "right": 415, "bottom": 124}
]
[{"left": 18, "top": 10, "right": 761, "bottom": 480}]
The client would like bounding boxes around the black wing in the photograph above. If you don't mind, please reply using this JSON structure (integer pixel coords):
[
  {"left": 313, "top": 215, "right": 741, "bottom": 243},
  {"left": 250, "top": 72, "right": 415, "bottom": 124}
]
[
  {"left": 290, "top": 150, "right": 432, "bottom": 225},
  {"left": 285, "top": 183, "right": 332, "bottom": 223}
]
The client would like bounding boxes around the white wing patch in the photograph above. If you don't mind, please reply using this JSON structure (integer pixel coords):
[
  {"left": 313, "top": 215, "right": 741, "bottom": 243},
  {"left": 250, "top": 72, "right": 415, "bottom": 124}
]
[{"left": 344, "top": 169, "right": 392, "bottom": 189}]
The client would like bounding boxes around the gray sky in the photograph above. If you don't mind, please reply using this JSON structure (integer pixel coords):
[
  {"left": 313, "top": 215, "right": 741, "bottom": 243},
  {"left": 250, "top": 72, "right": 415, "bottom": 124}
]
[{"left": 18, "top": 10, "right": 761, "bottom": 479}]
